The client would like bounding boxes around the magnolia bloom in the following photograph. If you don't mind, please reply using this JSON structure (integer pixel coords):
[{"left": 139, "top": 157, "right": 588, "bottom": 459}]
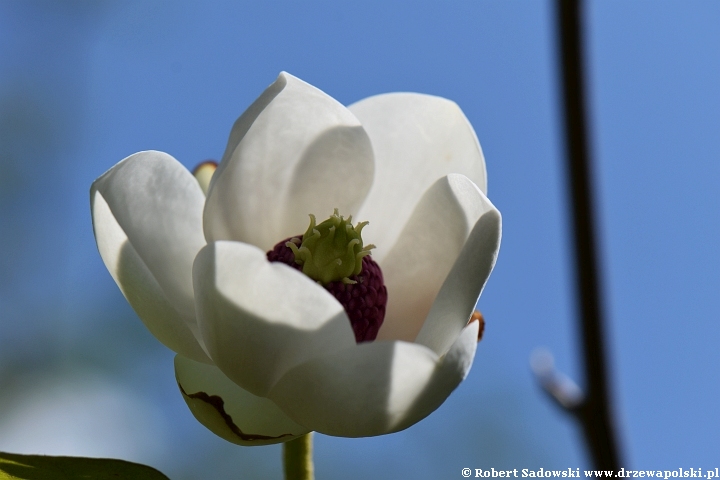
[{"left": 90, "top": 72, "right": 501, "bottom": 445}]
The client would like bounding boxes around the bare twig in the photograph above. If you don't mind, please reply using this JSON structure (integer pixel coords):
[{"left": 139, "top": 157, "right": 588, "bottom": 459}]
[
  {"left": 538, "top": 0, "right": 624, "bottom": 469},
  {"left": 531, "top": 348, "right": 584, "bottom": 411}
]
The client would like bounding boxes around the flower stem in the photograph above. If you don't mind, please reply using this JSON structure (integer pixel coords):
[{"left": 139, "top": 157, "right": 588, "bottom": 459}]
[{"left": 283, "top": 433, "right": 314, "bottom": 480}]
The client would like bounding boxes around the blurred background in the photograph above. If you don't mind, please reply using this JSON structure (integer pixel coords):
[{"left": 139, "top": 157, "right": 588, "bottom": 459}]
[{"left": 1, "top": 1, "right": 719, "bottom": 478}]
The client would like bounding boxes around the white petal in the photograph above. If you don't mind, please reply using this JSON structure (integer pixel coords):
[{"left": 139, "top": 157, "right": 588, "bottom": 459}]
[
  {"left": 349, "top": 93, "right": 487, "bottom": 262},
  {"left": 268, "top": 322, "right": 479, "bottom": 437},
  {"left": 204, "top": 72, "right": 375, "bottom": 251},
  {"left": 91, "top": 151, "right": 210, "bottom": 363},
  {"left": 414, "top": 182, "right": 501, "bottom": 355},
  {"left": 175, "top": 355, "right": 309, "bottom": 446},
  {"left": 377, "top": 174, "right": 499, "bottom": 344},
  {"left": 193, "top": 241, "right": 356, "bottom": 397}
]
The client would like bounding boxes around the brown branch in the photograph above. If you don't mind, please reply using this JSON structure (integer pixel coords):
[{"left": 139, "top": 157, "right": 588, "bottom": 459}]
[{"left": 551, "top": 0, "right": 624, "bottom": 469}]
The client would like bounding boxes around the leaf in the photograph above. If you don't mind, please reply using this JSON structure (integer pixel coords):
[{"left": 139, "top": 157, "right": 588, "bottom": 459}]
[{"left": 0, "top": 452, "right": 170, "bottom": 480}]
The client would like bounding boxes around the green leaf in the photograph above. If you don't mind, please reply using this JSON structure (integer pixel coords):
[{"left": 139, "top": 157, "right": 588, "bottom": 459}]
[{"left": 0, "top": 452, "right": 170, "bottom": 480}]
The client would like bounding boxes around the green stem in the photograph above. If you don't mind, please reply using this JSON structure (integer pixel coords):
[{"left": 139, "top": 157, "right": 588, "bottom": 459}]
[{"left": 283, "top": 433, "right": 314, "bottom": 480}]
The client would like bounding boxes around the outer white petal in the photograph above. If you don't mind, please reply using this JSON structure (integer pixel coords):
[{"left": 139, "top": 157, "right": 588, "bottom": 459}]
[
  {"left": 349, "top": 93, "right": 487, "bottom": 262},
  {"left": 193, "top": 241, "right": 356, "bottom": 397},
  {"left": 414, "top": 188, "right": 501, "bottom": 356},
  {"left": 91, "top": 151, "right": 210, "bottom": 363},
  {"left": 268, "top": 322, "right": 479, "bottom": 437},
  {"left": 377, "top": 174, "right": 500, "bottom": 344},
  {"left": 204, "top": 72, "right": 375, "bottom": 251},
  {"left": 175, "top": 355, "right": 309, "bottom": 446}
]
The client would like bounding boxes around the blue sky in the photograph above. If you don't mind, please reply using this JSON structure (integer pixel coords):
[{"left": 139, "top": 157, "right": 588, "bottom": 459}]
[{"left": 1, "top": 1, "right": 719, "bottom": 478}]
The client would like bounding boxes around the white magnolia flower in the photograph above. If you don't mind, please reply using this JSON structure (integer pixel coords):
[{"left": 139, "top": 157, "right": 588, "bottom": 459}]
[{"left": 90, "top": 72, "right": 501, "bottom": 445}]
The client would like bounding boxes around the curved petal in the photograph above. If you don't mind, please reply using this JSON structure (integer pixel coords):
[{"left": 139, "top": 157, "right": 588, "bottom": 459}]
[
  {"left": 91, "top": 151, "right": 210, "bottom": 363},
  {"left": 377, "top": 174, "right": 499, "bottom": 344},
  {"left": 204, "top": 72, "right": 375, "bottom": 251},
  {"left": 400, "top": 320, "right": 480, "bottom": 427},
  {"left": 268, "top": 322, "right": 479, "bottom": 437},
  {"left": 175, "top": 355, "right": 309, "bottom": 446},
  {"left": 193, "top": 241, "right": 356, "bottom": 397},
  {"left": 349, "top": 93, "right": 487, "bottom": 262},
  {"left": 414, "top": 186, "right": 501, "bottom": 355}
]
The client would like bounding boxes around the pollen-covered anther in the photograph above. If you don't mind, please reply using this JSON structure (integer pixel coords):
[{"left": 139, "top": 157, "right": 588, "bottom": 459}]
[
  {"left": 468, "top": 310, "right": 485, "bottom": 342},
  {"left": 266, "top": 210, "right": 387, "bottom": 343}
]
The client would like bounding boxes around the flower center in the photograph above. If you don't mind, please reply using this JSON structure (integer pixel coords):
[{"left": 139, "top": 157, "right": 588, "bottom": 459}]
[
  {"left": 286, "top": 209, "right": 375, "bottom": 285},
  {"left": 266, "top": 210, "right": 387, "bottom": 343}
]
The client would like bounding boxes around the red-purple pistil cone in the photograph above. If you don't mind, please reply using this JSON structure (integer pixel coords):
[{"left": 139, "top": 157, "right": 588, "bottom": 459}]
[{"left": 266, "top": 213, "right": 388, "bottom": 343}]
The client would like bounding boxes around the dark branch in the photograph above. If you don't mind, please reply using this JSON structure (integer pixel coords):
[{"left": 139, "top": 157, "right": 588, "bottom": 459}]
[{"left": 552, "top": 0, "right": 624, "bottom": 469}]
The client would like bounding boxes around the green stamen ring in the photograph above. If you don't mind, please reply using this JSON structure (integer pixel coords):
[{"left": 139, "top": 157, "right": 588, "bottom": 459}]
[{"left": 286, "top": 209, "right": 375, "bottom": 285}]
